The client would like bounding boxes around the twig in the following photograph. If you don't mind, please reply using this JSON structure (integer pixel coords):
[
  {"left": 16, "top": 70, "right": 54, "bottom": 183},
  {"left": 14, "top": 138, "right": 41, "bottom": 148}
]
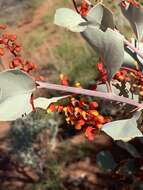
[
  {"left": 36, "top": 81, "right": 142, "bottom": 108},
  {"left": 72, "top": 0, "right": 80, "bottom": 13},
  {"left": 124, "top": 39, "right": 143, "bottom": 60}
]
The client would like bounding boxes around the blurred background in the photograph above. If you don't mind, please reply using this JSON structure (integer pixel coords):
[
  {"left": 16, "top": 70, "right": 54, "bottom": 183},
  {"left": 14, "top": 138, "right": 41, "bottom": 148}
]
[
  {"left": 0, "top": 0, "right": 133, "bottom": 85},
  {"left": 0, "top": 1, "right": 143, "bottom": 190}
]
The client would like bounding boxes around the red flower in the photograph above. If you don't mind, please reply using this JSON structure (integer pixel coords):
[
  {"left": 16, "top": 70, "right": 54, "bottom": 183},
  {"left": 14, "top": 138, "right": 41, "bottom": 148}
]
[
  {"left": 47, "top": 104, "right": 56, "bottom": 113},
  {"left": 80, "top": 0, "right": 88, "bottom": 16},
  {"left": 60, "top": 74, "right": 69, "bottom": 86},
  {"left": 97, "top": 62, "right": 104, "bottom": 72},
  {"left": 57, "top": 105, "right": 64, "bottom": 112},
  {"left": 85, "top": 126, "right": 95, "bottom": 141},
  {"left": 97, "top": 61, "right": 107, "bottom": 83},
  {"left": 0, "top": 48, "right": 4, "bottom": 56},
  {"left": 75, "top": 119, "right": 85, "bottom": 130}
]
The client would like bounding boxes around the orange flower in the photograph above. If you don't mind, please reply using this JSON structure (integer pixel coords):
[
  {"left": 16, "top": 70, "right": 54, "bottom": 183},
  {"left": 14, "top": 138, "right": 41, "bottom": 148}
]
[
  {"left": 96, "top": 115, "right": 105, "bottom": 124},
  {"left": 85, "top": 127, "right": 95, "bottom": 141},
  {"left": 60, "top": 74, "right": 69, "bottom": 86},
  {"left": 57, "top": 105, "right": 64, "bottom": 112},
  {"left": 80, "top": 0, "right": 88, "bottom": 16},
  {"left": 89, "top": 101, "right": 98, "bottom": 109},
  {"left": 75, "top": 119, "right": 85, "bottom": 130},
  {"left": 47, "top": 104, "right": 56, "bottom": 113},
  {"left": 88, "top": 110, "right": 99, "bottom": 117}
]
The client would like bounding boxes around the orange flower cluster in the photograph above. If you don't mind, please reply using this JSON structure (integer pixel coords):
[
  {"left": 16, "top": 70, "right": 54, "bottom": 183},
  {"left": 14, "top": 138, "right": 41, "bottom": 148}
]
[
  {"left": 47, "top": 74, "right": 112, "bottom": 141},
  {"left": 0, "top": 24, "right": 44, "bottom": 81},
  {"left": 114, "top": 69, "right": 131, "bottom": 82},
  {"left": 114, "top": 68, "right": 143, "bottom": 97},
  {"left": 48, "top": 97, "right": 112, "bottom": 140}
]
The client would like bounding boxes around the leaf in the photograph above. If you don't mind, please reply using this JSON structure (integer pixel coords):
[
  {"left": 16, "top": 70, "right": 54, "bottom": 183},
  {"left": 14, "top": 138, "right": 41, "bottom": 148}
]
[
  {"left": 136, "top": 40, "right": 143, "bottom": 66},
  {"left": 86, "top": 3, "right": 114, "bottom": 31},
  {"left": 54, "top": 7, "right": 124, "bottom": 81},
  {"left": 123, "top": 50, "right": 137, "bottom": 69},
  {"left": 0, "top": 69, "right": 36, "bottom": 101},
  {"left": 0, "top": 69, "right": 36, "bottom": 121},
  {"left": 34, "top": 95, "right": 69, "bottom": 109},
  {"left": 54, "top": 8, "right": 87, "bottom": 32},
  {"left": 0, "top": 93, "right": 32, "bottom": 121},
  {"left": 82, "top": 27, "right": 124, "bottom": 81},
  {"left": 121, "top": 3, "right": 143, "bottom": 40},
  {"left": 123, "top": 38, "right": 143, "bottom": 71},
  {"left": 116, "top": 141, "right": 140, "bottom": 158},
  {"left": 101, "top": 111, "right": 143, "bottom": 141},
  {"left": 96, "top": 150, "right": 117, "bottom": 172},
  {"left": 117, "top": 159, "right": 138, "bottom": 174},
  {"left": 96, "top": 83, "right": 120, "bottom": 94},
  {"left": 0, "top": 95, "right": 69, "bottom": 121}
]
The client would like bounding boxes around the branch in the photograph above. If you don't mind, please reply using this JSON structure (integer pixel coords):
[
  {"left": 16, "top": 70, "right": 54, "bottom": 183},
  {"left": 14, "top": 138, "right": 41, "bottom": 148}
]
[
  {"left": 124, "top": 39, "right": 143, "bottom": 60},
  {"left": 84, "top": 0, "right": 92, "bottom": 6},
  {"left": 36, "top": 81, "right": 142, "bottom": 108}
]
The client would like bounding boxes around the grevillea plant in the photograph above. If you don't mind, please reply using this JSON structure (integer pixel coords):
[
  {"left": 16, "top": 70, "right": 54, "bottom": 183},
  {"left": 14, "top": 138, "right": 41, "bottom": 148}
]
[{"left": 1, "top": 0, "right": 143, "bottom": 142}]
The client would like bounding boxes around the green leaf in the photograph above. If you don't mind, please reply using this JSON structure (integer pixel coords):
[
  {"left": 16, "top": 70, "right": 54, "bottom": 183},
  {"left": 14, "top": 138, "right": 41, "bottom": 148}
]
[
  {"left": 34, "top": 95, "right": 69, "bottom": 109},
  {"left": 101, "top": 111, "right": 143, "bottom": 141},
  {"left": 121, "top": 3, "right": 143, "bottom": 40},
  {"left": 0, "top": 93, "right": 32, "bottom": 121},
  {"left": 96, "top": 83, "right": 120, "bottom": 94},
  {"left": 0, "top": 69, "right": 36, "bottom": 101},
  {"left": 86, "top": 3, "right": 115, "bottom": 31},
  {"left": 116, "top": 141, "right": 141, "bottom": 158},
  {"left": 82, "top": 27, "right": 124, "bottom": 81},
  {"left": 117, "top": 159, "right": 138, "bottom": 175},
  {"left": 0, "top": 69, "right": 36, "bottom": 121},
  {"left": 54, "top": 8, "right": 87, "bottom": 32},
  {"left": 96, "top": 150, "right": 117, "bottom": 172}
]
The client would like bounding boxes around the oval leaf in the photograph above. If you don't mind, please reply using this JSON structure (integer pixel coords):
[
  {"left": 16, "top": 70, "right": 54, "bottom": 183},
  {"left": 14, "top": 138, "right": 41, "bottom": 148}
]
[
  {"left": 101, "top": 111, "right": 143, "bottom": 141},
  {"left": 34, "top": 95, "right": 69, "bottom": 109},
  {"left": 123, "top": 50, "right": 137, "bottom": 69},
  {"left": 96, "top": 83, "right": 120, "bottom": 94},
  {"left": 116, "top": 141, "right": 140, "bottom": 158},
  {"left": 0, "top": 93, "right": 32, "bottom": 121},
  {"left": 87, "top": 3, "right": 114, "bottom": 31},
  {"left": 96, "top": 150, "right": 117, "bottom": 171},
  {"left": 123, "top": 38, "right": 143, "bottom": 72},
  {"left": 0, "top": 95, "right": 69, "bottom": 121},
  {"left": 0, "top": 69, "right": 36, "bottom": 102},
  {"left": 82, "top": 27, "right": 124, "bottom": 81},
  {"left": 121, "top": 3, "right": 143, "bottom": 40},
  {"left": 54, "top": 8, "right": 87, "bottom": 32},
  {"left": 0, "top": 69, "right": 36, "bottom": 121}
]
